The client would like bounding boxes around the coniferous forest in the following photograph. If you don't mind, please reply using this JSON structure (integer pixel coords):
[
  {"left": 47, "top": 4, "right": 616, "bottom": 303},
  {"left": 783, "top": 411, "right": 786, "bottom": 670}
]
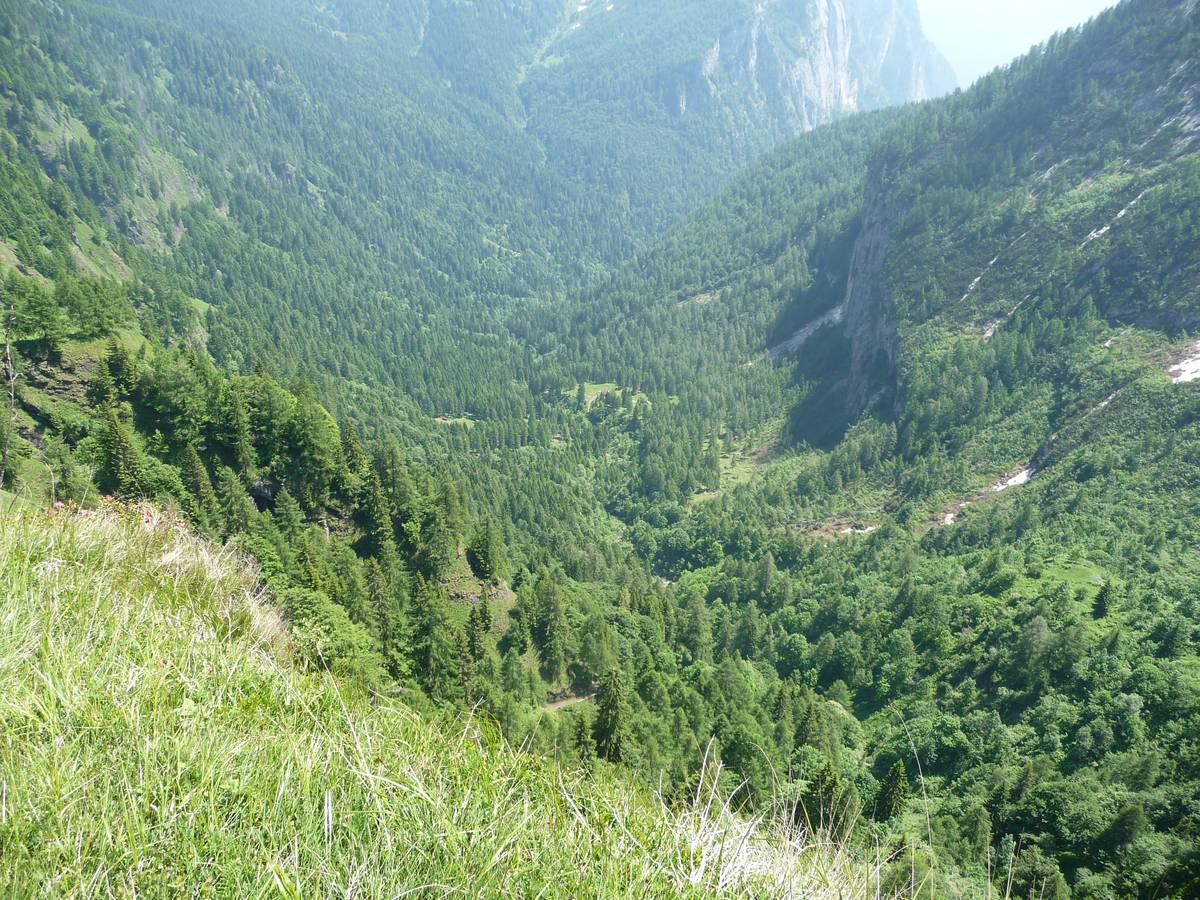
[{"left": 1, "top": 0, "right": 1199, "bottom": 896}]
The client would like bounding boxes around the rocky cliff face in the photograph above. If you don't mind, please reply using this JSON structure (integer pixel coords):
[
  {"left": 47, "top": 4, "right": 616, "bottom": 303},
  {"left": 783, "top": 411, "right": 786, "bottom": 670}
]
[
  {"left": 842, "top": 162, "right": 902, "bottom": 418},
  {"left": 668, "top": 0, "right": 955, "bottom": 139},
  {"left": 519, "top": 0, "right": 952, "bottom": 246}
]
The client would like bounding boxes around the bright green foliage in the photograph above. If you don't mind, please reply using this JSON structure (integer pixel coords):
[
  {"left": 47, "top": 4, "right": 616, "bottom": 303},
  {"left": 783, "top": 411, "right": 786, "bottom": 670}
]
[
  {"left": 594, "top": 667, "right": 631, "bottom": 763},
  {"left": 282, "top": 586, "right": 387, "bottom": 688},
  {"left": 97, "top": 407, "right": 143, "bottom": 498},
  {"left": 44, "top": 438, "right": 91, "bottom": 504},
  {"left": 877, "top": 761, "right": 910, "bottom": 821}
]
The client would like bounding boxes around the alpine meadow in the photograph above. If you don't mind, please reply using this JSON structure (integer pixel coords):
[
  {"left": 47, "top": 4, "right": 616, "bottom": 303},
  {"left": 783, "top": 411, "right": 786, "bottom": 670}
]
[{"left": 0, "top": 0, "right": 1198, "bottom": 897}]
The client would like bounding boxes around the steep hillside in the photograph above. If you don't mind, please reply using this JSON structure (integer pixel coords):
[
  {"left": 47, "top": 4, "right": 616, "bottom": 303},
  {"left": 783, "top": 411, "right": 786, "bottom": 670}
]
[
  {"left": 516, "top": 1, "right": 1200, "bottom": 894},
  {"left": 0, "top": 503, "right": 892, "bottom": 897},
  {"left": 521, "top": 0, "right": 953, "bottom": 233},
  {"left": 0, "top": 0, "right": 947, "bottom": 428},
  {"left": 3, "top": 0, "right": 1200, "bottom": 897}
]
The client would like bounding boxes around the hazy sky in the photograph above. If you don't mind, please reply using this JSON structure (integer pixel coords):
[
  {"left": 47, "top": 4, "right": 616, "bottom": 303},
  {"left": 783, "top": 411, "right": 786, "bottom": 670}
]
[{"left": 918, "top": 0, "right": 1117, "bottom": 87}]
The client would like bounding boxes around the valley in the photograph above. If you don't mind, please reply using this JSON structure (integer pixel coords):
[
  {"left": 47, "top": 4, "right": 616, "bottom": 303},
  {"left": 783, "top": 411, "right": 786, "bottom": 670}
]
[{"left": 1, "top": 0, "right": 1199, "bottom": 896}]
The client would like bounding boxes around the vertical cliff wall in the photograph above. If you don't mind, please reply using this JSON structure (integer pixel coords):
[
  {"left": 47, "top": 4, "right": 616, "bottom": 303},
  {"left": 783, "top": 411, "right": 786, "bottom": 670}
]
[
  {"left": 674, "top": 0, "right": 955, "bottom": 138},
  {"left": 520, "top": 0, "right": 954, "bottom": 244},
  {"left": 842, "top": 164, "right": 902, "bottom": 419}
]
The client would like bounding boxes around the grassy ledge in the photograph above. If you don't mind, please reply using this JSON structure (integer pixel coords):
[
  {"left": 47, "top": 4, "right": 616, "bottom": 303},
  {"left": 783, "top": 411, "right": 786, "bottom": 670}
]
[{"left": 0, "top": 505, "right": 890, "bottom": 898}]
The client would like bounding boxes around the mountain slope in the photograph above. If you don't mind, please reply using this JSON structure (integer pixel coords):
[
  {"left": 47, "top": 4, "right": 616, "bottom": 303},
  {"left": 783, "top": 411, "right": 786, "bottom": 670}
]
[
  {"left": 521, "top": 0, "right": 953, "bottom": 234},
  {"left": 0, "top": 0, "right": 949, "bottom": 424},
  {"left": 0, "top": 503, "right": 892, "bottom": 897},
  {"left": 514, "top": 1, "right": 1200, "bottom": 893},
  {"left": 4, "top": 0, "right": 1199, "bottom": 896}
]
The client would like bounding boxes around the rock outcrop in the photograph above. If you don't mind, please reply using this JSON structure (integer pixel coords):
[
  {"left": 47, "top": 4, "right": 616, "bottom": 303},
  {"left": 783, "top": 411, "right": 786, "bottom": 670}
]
[
  {"left": 666, "top": 0, "right": 955, "bottom": 138},
  {"left": 520, "top": 0, "right": 953, "bottom": 240},
  {"left": 843, "top": 163, "right": 902, "bottom": 418}
]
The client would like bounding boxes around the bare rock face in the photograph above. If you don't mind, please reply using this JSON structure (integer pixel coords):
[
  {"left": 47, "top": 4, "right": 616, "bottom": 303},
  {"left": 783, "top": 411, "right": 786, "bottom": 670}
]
[
  {"left": 667, "top": 0, "right": 955, "bottom": 140},
  {"left": 519, "top": 0, "right": 953, "bottom": 237},
  {"left": 842, "top": 163, "right": 902, "bottom": 419}
]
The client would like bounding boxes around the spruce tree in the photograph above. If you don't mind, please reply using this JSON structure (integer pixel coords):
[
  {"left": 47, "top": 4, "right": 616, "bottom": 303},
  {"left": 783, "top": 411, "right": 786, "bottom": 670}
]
[
  {"left": 410, "top": 578, "right": 461, "bottom": 701},
  {"left": 478, "top": 593, "right": 493, "bottom": 634},
  {"left": 538, "top": 576, "right": 571, "bottom": 685},
  {"left": 285, "top": 394, "right": 341, "bottom": 511},
  {"left": 339, "top": 420, "right": 370, "bottom": 496},
  {"left": 0, "top": 407, "right": 15, "bottom": 491},
  {"left": 593, "top": 667, "right": 630, "bottom": 763},
  {"left": 99, "top": 407, "right": 143, "bottom": 498},
  {"left": 103, "top": 338, "right": 137, "bottom": 396},
  {"left": 19, "top": 283, "right": 67, "bottom": 359},
  {"left": 1093, "top": 580, "right": 1115, "bottom": 619},
  {"left": 366, "top": 546, "right": 410, "bottom": 680},
  {"left": 468, "top": 518, "right": 508, "bottom": 583},
  {"left": 216, "top": 465, "right": 252, "bottom": 537},
  {"left": 879, "top": 760, "right": 911, "bottom": 821},
  {"left": 180, "top": 443, "right": 218, "bottom": 529},
  {"left": 508, "top": 581, "right": 534, "bottom": 653},
  {"left": 802, "top": 761, "right": 843, "bottom": 830},
  {"left": 681, "top": 590, "right": 714, "bottom": 663},
  {"left": 466, "top": 603, "right": 487, "bottom": 662},
  {"left": 274, "top": 486, "right": 305, "bottom": 540},
  {"left": 574, "top": 710, "right": 596, "bottom": 763},
  {"left": 217, "top": 385, "right": 256, "bottom": 479},
  {"left": 359, "top": 469, "right": 395, "bottom": 557}
]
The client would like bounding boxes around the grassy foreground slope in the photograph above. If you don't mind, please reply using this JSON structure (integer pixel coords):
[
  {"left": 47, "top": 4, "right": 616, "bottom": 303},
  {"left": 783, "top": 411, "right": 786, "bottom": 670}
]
[{"left": 0, "top": 504, "right": 887, "bottom": 898}]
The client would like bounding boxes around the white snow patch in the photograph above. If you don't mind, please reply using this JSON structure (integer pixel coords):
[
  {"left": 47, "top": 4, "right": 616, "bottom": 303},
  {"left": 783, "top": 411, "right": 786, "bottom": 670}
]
[
  {"left": 959, "top": 275, "right": 984, "bottom": 303},
  {"left": 1040, "top": 158, "right": 1072, "bottom": 181},
  {"left": 991, "top": 467, "right": 1035, "bottom": 493},
  {"left": 1169, "top": 340, "right": 1200, "bottom": 383},
  {"left": 958, "top": 238, "right": 1024, "bottom": 305},
  {"left": 981, "top": 298, "right": 1028, "bottom": 341},
  {"left": 1080, "top": 189, "right": 1148, "bottom": 248},
  {"left": 941, "top": 501, "right": 970, "bottom": 527},
  {"left": 770, "top": 305, "right": 845, "bottom": 357},
  {"left": 840, "top": 525, "right": 878, "bottom": 536}
]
